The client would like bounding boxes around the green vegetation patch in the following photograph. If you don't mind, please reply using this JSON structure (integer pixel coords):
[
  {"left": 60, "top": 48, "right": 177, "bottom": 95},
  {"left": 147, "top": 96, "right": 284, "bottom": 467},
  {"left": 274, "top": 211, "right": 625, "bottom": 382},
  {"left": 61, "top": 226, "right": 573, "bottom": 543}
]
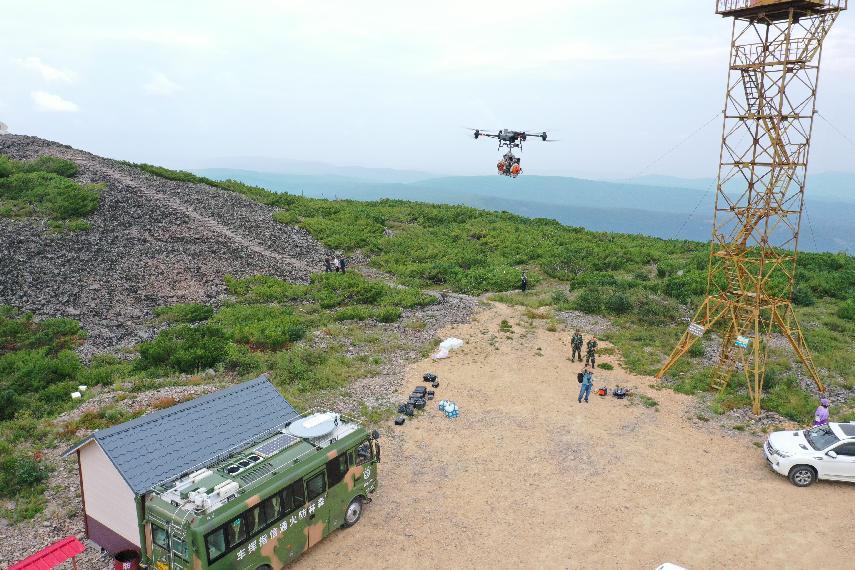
[
  {"left": 227, "top": 272, "right": 433, "bottom": 318},
  {"left": 0, "top": 155, "right": 100, "bottom": 224},
  {"left": 211, "top": 305, "right": 306, "bottom": 350},
  {"left": 154, "top": 303, "right": 215, "bottom": 323},
  {"left": 137, "top": 324, "right": 228, "bottom": 374}
]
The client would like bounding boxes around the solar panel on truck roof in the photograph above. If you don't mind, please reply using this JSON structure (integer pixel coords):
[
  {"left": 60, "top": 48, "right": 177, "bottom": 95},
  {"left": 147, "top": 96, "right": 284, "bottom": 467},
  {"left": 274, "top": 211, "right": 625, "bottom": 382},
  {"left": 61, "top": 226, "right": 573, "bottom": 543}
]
[{"left": 254, "top": 432, "right": 299, "bottom": 457}]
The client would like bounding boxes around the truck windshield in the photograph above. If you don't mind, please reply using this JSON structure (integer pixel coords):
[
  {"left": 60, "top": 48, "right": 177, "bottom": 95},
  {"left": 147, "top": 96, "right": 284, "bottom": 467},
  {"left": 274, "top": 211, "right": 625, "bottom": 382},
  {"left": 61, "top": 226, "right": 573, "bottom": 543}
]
[{"left": 804, "top": 426, "right": 840, "bottom": 451}]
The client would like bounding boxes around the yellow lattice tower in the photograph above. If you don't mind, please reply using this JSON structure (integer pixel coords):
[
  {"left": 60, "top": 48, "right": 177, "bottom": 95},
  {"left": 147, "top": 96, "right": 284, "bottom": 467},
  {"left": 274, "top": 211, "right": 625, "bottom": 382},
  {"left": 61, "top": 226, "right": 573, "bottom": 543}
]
[{"left": 657, "top": 0, "right": 847, "bottom": 415}]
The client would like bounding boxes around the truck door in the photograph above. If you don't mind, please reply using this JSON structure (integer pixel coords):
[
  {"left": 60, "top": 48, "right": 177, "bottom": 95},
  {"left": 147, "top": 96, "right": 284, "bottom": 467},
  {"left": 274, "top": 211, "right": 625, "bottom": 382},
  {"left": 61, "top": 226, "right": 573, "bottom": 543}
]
[
  {"left": 147, "top": 522, "right": 171, "bottom": 570},
  {"left": 828, "top": 442, "right": 855, "bottom": 480},
  {"left": 303, "top": 468, "right": 331, "bottom": 549}
]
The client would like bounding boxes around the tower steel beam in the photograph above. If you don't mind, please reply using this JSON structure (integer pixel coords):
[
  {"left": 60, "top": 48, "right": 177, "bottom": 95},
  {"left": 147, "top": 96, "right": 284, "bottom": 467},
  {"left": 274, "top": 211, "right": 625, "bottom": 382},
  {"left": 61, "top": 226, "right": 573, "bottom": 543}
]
[{"left": 657, "top": 0, "right": 846, "bottom": 415}]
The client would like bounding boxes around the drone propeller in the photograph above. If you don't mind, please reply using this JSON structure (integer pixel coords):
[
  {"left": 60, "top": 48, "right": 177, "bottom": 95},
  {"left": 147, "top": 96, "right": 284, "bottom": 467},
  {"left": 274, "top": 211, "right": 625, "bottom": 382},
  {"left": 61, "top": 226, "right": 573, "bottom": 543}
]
[{"left": 465, "top": 127, "right": 500, "bottom": 140}]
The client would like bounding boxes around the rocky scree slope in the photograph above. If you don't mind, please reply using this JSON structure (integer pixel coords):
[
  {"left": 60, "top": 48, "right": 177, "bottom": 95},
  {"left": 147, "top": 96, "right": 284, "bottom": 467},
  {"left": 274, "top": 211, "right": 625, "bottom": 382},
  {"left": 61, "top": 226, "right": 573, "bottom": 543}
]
[{"left": 0, "top": 135, "right": 328, "bottom": 354}]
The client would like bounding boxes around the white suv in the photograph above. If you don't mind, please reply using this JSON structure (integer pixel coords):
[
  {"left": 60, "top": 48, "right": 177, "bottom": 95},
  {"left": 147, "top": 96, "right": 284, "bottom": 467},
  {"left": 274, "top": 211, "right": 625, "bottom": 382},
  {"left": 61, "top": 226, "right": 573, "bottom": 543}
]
[{"left": 764, "top": 422, "right": 855, "bottom": 486}]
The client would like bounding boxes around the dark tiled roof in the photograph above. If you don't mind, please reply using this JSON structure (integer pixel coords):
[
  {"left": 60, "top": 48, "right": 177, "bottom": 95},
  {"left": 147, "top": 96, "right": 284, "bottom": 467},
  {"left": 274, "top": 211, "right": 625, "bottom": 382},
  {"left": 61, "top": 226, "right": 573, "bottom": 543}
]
[{"left": 63, "top": 375, "right": 298, "bottom": 495}]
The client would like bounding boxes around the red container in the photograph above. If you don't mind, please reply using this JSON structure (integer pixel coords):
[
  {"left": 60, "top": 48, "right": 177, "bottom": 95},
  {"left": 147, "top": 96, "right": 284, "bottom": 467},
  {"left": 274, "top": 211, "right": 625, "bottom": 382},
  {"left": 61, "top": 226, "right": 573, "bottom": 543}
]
[{"left": 114, "top": 550, "right": 140, "bottom": 570}]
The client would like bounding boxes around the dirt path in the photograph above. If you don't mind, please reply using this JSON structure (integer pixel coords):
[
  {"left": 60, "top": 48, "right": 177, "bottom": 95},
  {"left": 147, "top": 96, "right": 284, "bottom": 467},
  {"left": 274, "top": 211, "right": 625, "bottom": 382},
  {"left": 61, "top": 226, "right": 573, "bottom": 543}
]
[{"left": 296, "top": 302, "right": 855, "bottom": 570}]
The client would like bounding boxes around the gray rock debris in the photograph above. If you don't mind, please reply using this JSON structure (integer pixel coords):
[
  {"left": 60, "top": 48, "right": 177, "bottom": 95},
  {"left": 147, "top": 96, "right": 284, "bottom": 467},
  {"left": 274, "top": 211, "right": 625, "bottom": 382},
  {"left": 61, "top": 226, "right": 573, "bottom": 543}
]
[{"left": 0, "top": 135, "right": 329, "bottom": 354}]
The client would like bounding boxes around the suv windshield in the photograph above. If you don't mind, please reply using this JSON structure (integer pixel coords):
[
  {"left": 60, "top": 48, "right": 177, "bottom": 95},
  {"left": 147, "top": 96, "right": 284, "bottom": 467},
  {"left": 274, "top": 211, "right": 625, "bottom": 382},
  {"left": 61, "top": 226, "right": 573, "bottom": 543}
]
[{"left": 804, "top": 426, "right": 840, "bottom": 451}]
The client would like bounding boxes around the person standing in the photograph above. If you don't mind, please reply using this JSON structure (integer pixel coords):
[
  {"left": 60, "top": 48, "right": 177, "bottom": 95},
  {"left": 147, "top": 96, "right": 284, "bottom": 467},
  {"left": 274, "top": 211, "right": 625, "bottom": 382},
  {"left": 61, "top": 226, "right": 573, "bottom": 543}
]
[
  {"left": 521, "top": 272, "right": 528, "bottom": 292},
  {"left": 814, "top": 398, "right": 830, "bottom": 427},
  {"left": 333, "top": 256, "right": 340, "bottom": 273},
  {"left": 571, "top": 331, "right": 583, "bottom": 362},
  {"left": 339, "top": 257, "right": 347, "bottom": 273},
  {"left": 324, "top": 257, "right": 333, "bottom": 272},
  {"left": 585, "top": 336, "right": 598, "bottom": 367},
  {"left": 578, "top": 367, "right": 594, "bottom": 403}
]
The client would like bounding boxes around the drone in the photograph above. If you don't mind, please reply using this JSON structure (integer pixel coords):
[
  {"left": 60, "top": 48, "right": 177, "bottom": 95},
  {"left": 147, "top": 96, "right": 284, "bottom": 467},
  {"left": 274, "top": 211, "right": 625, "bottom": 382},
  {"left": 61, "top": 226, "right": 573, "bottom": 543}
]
[{"left": 469, "top": 129, "right": 550, "bottom": 178}]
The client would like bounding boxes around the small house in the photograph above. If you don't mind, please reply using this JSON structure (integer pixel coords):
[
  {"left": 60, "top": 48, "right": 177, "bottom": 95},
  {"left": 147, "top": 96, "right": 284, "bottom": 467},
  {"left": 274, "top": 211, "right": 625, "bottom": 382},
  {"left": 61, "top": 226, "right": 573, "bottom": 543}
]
[{"left": 62, "top": 375, "right": 298, "bottom": 555}]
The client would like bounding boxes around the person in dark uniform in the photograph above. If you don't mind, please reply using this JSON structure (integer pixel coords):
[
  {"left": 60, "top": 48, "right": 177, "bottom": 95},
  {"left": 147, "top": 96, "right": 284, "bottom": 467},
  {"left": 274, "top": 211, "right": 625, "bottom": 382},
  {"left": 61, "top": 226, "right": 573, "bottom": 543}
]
[
  {"left": 571, "top": 331, "right": 583, "bottom": 362},
  {"left": 339, "top": 257, "right": 347, "bottom": 273},
  {"left": 521, "top": 271, "right": 528, "bottom": 292},
  {"left": 324, "top": 257, "right": 333, "bottom": 272},
  {"left": 585, "top": 336, "right": 598, "bottom": 367}
]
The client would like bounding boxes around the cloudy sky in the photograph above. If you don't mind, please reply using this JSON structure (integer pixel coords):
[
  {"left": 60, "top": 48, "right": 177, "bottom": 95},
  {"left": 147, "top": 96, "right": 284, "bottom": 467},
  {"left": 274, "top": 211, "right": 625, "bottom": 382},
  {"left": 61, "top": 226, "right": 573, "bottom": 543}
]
[{"left": 2, "top": 0, "right": 854, "bottom": 179}]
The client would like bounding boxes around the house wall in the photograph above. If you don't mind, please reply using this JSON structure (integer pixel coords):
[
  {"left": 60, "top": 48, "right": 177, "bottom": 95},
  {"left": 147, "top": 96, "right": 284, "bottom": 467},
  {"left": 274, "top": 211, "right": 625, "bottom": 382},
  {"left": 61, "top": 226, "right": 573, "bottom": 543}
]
[{"left": 79, "top": 441, "right": 141, "bottom": 553}]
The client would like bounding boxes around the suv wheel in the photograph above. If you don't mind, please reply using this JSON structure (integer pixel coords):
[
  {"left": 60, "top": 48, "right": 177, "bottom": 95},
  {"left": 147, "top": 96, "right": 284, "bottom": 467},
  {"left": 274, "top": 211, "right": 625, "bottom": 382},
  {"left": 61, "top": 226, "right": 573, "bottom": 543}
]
[
  {"left": 343, "top": 497, "right": 363, "bottom": 527},
  {"left": 788, "top": 465, "right": 817, "bottom": 487}
]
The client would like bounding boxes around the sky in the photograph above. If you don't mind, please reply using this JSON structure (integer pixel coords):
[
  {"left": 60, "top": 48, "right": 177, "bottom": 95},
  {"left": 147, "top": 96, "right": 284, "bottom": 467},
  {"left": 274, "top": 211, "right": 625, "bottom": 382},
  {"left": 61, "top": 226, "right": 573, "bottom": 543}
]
[{"left": 2, "top": 0, "right": 855, "bottom": 179}]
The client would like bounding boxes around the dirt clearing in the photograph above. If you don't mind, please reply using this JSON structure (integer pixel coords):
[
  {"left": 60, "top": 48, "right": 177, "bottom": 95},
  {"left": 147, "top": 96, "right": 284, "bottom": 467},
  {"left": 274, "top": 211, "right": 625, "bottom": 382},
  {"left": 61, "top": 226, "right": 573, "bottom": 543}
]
[{"left": 297, "top": 303, "right": 855, "bottom": 569}]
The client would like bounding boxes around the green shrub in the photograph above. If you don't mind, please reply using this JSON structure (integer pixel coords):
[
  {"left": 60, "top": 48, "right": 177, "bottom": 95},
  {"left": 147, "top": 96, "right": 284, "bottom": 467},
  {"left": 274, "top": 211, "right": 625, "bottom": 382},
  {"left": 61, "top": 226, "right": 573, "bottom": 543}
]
[
  {"left": 574, "top": 287, "right": 604, "bottom": 315},
  {"left": 605, "top": 292, "right": 632, "bottom": 315},
  {"left": 77, "top": 354, "right": 132, "bottom": 387},
  {"left": 223, "top": 343, "right": 262, "bottom": 373},
  {"left": 211, "top": 305, "right": 305, "bottom": 349},
  {"left": 550, "top": 290, "right": 569, "bottom": 305},
  {"left": 270, "top": 346, "right": 368, "bottom": 393},
  {"left": 334, "top": 306, "right": 373, "bottom": 322},
  {"left": 763, "top": 376, "right": 817, "bottom": 422},
  {"left": 0, "top": 172, "right": 100, "bottom": 220},
  {"left": 16, "top": 156, "right": 79, "bottom": 178},
  {"left": 791, "top": 285, "right": 816, "bottom": 307},
  {"left": 0, "top": 450, "right": 50, "bottom": 496},
  {"left": 66, "top": 219, "right": 92, "bottom": 232},
  {"left": 663, "top": 271, "right": 706, "bottom": 303},
  {"left": 375, "top": 306, "right": 402, "bottom": 323},
  {"left": 0, "top": 156, "right": 13, "bottom": 178},
  {"left": 130, "top": 163, "right": 207, "bottom": 184},
  {"left": 312, "top": 272, "right": 385, "bottom": 308},
  {"left": 155, "top": 303, "right": 214, "bottom": 323},
  {"left": 273, "top": 210, "right": 300, "bottom": 225},
  {"left": 635, "top": 294, "right": 680, "bottom": 325},
  {"left": 226, "top": 275, "right": 310, "bottom": 303},
  {"left": 837, "top": 300, "right": 855, "bottom": 322},
  {"left": 656, "top": 260, "right": 678, "bottom": 278},
  {"left": 637, "top": 394, "right": 659, "bottom": 408},
  {"left": 137, "top": 324, "right": 228, "bottom": 373},
  {"left": 688, "top": 339, "right": 705, "bottom": 358},
  {"left": 597, "top": 362, "right": 614, "bottom": 370},
  {"left": 0, "top": 348, "right": 80, "bottom": 420}
]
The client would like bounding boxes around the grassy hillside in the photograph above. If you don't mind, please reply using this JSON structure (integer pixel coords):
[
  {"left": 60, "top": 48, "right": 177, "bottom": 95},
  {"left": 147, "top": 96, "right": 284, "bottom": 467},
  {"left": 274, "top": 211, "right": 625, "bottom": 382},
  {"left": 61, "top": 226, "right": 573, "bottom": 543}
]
[
  {"left": 197, "top": 168, "right": 855, "bottom": 252},
  {"left": 134, "top": 163, "right": 855, "bottom": 417}
]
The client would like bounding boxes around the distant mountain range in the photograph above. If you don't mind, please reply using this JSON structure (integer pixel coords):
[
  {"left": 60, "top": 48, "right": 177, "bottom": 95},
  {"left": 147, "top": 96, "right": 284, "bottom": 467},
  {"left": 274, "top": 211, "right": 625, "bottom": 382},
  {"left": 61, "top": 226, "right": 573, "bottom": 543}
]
[
  {"left": 623, "top": 172, "right": 855, "bottom": 204},
  {"left": 195, "top": 167, "right": 855, "bottom": 253},
  {"left": 190, "top": 156, "right": 433, "bottom": 184}
]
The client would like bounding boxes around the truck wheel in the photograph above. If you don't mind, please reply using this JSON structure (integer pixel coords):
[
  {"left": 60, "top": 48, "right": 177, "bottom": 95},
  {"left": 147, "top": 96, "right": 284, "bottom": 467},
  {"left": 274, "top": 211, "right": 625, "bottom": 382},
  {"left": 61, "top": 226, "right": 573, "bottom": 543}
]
[
  {"left": 788, "top": 465, "right": 816, "bottom": 487},
  {"left": 343, "top": 497, "right": 363, "bottom": 527}
]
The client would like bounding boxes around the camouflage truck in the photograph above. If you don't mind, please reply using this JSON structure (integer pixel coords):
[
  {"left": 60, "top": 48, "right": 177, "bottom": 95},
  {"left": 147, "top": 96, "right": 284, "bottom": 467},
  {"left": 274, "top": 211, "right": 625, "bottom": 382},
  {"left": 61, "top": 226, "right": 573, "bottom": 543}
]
[{"left": 140, "top": 412, "right": 380, "bottom": 569}]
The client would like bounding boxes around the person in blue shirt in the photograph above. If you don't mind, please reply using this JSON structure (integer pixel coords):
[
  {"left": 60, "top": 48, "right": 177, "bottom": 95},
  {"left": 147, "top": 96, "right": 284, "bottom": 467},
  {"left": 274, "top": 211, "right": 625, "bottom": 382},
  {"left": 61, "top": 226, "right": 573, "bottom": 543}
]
[{"left": 578, "top": 367, "right": 594, "bottom": 403}]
